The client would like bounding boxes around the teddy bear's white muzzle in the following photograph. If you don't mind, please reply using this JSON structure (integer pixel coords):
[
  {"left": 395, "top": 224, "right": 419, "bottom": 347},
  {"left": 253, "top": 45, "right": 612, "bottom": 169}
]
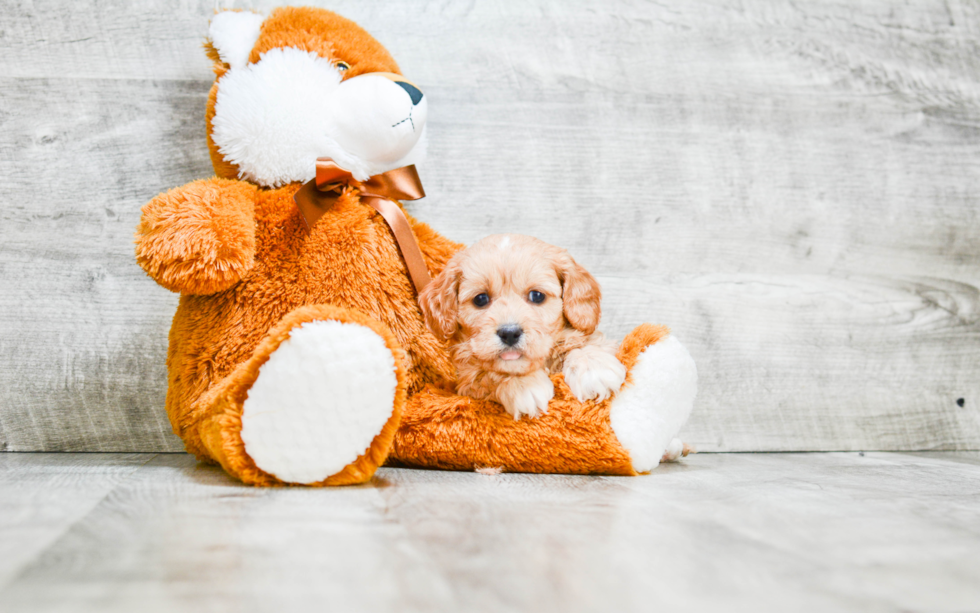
[
  {"left": 323, "top": 74, "right": 428, "bottom": 167},
  {"left": 211, "top": 47, "right": 429, "bottom": 187}
]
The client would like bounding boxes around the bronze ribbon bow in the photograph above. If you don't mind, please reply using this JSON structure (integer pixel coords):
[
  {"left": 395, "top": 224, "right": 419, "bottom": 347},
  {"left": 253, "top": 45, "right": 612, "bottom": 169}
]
[{"left": 293, "top": 158, "right": 431, "bottom": 294}]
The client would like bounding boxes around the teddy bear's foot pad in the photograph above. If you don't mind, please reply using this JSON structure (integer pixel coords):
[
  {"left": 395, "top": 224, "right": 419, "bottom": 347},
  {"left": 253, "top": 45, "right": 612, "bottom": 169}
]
[
  {"left": 239, "top": 320, "right": 398, "bottom": 484},
  {"left": 609, "top": 335, "right": 698, "bottom": 473}
]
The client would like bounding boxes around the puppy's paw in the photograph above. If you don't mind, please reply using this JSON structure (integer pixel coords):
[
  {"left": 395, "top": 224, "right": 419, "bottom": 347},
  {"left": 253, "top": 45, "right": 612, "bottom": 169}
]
[
  {"left": 497, "top": 370, "right": 554, "bottom": 420},
  {"left": 563, "top": 347, "right": 627, "bottom": 403}
]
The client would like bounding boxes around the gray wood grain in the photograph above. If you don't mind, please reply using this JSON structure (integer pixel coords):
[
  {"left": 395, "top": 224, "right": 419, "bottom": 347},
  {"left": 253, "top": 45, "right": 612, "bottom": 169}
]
[
  {"left": 1, "top": 0, "right": 978, "bottom": 451},
  {"left": 0, "top": 77, "right": 195, "bottom": 452},
  {"left": 0, "top": 453, "right": 153, "bottom": 589},
  {"left": 2, "top": 452, "right": 980, "bottom": 612},
  {"left": 601, "top": 274, "right": 980, "bottom": 451}
]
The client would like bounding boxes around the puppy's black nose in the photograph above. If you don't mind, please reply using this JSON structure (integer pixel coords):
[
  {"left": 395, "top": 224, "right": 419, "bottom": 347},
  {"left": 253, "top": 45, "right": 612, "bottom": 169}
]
[
  {"left": 395, "top": 81, "right": 424, "bottom": 105},
  {"left": 497, "top": 325, "right": 523, "bottom": 347}
]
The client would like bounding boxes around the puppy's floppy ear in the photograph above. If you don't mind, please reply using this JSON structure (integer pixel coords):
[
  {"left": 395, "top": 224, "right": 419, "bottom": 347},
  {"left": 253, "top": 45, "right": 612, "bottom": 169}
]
[
  {"left": 418, "top": 257, "right": 462, "bottom": 341},
  {"left": 557, "top": 250, "right": 601, "bottom": 335}
]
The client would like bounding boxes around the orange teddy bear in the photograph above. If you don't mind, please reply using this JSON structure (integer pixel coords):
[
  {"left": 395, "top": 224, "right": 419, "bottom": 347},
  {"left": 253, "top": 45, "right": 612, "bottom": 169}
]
[{"left": 135, "top": 7, "right": 698, "bottom": 486}]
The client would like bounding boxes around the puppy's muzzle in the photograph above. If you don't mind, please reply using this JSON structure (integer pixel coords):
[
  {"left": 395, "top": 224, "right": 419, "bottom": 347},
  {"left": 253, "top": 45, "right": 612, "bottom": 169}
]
[{"left": 497, "top": 324, "right": 523, "bottom": 347}]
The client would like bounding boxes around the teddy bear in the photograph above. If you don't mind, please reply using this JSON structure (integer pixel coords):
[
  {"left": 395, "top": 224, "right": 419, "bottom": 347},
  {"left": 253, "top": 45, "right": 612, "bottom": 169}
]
[{"left": 134, "top": 6, "right": 698, "bottom": 486}]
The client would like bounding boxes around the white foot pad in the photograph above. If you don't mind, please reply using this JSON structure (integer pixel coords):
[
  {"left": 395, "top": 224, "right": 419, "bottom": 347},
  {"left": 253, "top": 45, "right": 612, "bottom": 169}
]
[
  {"left": 609, "top": 335, "right": 698, "bottom": 473},
  {"left": 240, "top": 320, "right": 397, "bottom": 484}
]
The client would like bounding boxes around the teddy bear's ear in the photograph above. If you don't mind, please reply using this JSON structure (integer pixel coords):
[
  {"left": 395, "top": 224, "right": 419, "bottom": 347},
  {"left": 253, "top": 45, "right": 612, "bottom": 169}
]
[{"left": 207, "top": 10, "right": 265, "bottom": 70}]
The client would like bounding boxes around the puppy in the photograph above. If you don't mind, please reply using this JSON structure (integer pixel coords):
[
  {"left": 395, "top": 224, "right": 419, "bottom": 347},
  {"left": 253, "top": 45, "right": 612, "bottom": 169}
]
[{"left": 419, "top": 234, "right": 627, "bottom": 419}]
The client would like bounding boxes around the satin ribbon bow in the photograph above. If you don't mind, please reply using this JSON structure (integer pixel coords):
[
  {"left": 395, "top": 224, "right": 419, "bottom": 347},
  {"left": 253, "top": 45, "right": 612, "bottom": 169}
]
[{"left": 293, "top": 158, "right": 431, "bottom": 293}]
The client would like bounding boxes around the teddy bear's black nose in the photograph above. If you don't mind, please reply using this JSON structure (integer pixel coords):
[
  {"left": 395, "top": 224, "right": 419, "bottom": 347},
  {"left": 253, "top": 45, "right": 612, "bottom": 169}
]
[
  {"left": 395, "top": 81, "right": 423, "bottom": 105},
  {"left": 497, "top": 325, "right": 523, "bottom": 347}
]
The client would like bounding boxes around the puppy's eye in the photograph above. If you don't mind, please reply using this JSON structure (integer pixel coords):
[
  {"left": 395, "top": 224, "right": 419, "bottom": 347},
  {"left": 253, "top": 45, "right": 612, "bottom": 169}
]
[
  {"left": 472, "top": 293, "right": 490, "bottom": 308},
  {"left": 528, "top": 290, "right": 546, "bottom": 304},
  {"left": 335, "top": 61, "right": 351, "bottom": 73}
]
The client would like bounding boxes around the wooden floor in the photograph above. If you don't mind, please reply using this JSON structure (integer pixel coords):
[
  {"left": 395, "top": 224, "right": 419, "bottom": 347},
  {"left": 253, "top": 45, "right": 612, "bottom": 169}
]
[{"left": 1, "top": 452, "right": 978, "bottom": 612}]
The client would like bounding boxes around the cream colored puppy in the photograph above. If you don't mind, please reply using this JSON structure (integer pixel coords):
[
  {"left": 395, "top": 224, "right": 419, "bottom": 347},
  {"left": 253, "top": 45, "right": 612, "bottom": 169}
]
[{"left": 419, "top": 234, "right": 627, "bottom": 419}]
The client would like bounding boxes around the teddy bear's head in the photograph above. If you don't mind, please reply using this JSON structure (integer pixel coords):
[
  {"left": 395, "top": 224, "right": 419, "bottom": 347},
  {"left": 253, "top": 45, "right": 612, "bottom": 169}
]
[{"left": 204, "top": 7, "right": 427, "bottom": 186}]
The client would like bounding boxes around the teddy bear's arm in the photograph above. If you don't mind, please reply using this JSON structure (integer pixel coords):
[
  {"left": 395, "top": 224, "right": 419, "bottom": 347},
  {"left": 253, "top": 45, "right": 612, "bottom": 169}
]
[{"left": 135, "top": 178, "right": 258, "bottom": 295}]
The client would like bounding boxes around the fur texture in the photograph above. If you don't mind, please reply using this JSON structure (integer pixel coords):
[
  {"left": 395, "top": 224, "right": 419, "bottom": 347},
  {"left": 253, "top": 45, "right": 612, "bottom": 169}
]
[
  {"left": 209, "top": 10, "right": 264, "bottom": 69},
  {"left": 195, "top": 305, "right": 409, "bottom": 487},
  {"left": 136, "top": 7, "right": 696, "bottom": 485},
  {"left": 240, "top": 319, "right": 400, "bottom": 483},
  {"left": 211, "top": 47, "right": 427, "bottom": 186},
  {"left": 204, "top": 6, "right": 406, "bottom": 183},
  {"left": 419, "top": 234, "right": 626, "bottom": 419},
  {"left": 610, "top": 335, "right": 698, "bottom": 472},
  {"left": 389, "top": 324, "right": 673, "bottom": 475},
  {"left": 135, "top": 178, "right": 257, "bottom": 295}
]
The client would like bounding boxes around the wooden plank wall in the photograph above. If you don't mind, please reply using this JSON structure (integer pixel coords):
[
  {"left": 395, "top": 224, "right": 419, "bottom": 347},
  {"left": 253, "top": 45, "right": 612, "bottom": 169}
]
[{"left": 1, "top": 0, "right": 978, "bottom": 452}]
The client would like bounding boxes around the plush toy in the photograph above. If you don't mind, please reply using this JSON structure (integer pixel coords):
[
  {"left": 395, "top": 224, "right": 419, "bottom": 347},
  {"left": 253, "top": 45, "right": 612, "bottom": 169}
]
[{"left": 135, "top": 6, "right": 698, "bottom": 486}]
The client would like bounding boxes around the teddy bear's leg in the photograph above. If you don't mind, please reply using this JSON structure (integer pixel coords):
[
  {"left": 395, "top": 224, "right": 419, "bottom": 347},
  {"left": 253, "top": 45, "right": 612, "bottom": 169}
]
[
  {"left": 608, "top": 325, "right": 699, "bottom": 472},
  {"left": 195, "top": 305, "right": 407, "bottom": 486},
  {"left": 390, "top": 324, "right": 697, "bottom": 475}
]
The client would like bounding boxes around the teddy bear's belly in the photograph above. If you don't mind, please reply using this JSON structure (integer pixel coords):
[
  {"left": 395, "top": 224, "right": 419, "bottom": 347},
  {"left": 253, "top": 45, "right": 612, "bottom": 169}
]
[{"left": 167, "top": 193, "right": 452, "bottom": 429}]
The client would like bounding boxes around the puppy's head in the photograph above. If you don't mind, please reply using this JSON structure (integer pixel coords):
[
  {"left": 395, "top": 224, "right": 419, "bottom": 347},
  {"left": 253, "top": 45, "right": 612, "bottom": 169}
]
[{"left": 419, "top": 234, "right": 601, "bottom": 375}]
